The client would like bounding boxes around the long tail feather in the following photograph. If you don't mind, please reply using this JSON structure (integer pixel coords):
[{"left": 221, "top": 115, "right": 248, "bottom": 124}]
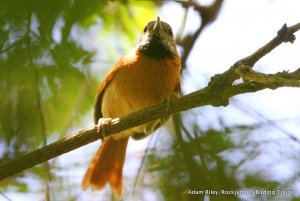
[{"left": 82, "top": 137, "right": 129, "bottom": 195}]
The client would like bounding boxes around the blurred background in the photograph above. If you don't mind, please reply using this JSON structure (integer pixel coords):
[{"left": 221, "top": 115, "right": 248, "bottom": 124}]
[{"left": 1, "top": 0, "right": 300, "bottom": 201}]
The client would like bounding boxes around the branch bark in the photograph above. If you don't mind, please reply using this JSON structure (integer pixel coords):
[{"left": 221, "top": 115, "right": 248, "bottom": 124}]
[{"left": 0, "top": 22, "right": 300, "bottom": 181}]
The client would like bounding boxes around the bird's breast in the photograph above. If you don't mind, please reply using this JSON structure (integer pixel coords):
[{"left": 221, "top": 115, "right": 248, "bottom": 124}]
[{"left": 102, "top": 52, "right": 181, "bottom": 118}]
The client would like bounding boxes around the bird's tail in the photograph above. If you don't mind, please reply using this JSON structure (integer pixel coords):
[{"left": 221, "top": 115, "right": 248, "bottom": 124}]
[{"left": 82, "top": 137, "right": 129, "bottom": 196}]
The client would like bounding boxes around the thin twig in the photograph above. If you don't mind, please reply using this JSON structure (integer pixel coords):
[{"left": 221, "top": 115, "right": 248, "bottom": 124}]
[
  {"left": 132, "top": 133, "right": 158, "bottom": 199},
  {"left": 238, "top": 23, "right": 300, "bottom": 67},
  {"left": 0, "top": 190, "right": 12, "bottom": 201},
  {"left": 210, "top": 23, "right": 300, "bottom": 86},
  {"left": 233, "top": 100, "right": 300, "bottom": 143},
  {"left": 0, "top": 37, "right": 25, "bottom": 54},
  {"left": 176, "top": 0, "right": 224, "bottom": 67}
]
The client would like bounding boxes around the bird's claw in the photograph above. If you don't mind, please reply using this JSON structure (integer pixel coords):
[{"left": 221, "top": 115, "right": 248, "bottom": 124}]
[{"left": 97, "top": 118, "right": 113, "bottom": 139}]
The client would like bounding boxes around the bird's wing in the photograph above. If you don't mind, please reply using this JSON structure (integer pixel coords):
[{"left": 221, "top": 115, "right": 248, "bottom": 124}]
[
  {"left": 93, "top": 49, "right": 138, "bottom": 124},
  {"left": 93, "top": 58, "right": 125, "bottom": 124}
]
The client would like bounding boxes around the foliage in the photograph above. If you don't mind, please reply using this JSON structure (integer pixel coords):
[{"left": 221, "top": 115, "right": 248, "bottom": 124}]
[
  {"left": 0, "top": 0, "right": 156, "bottom": 197},
  {"left": 138, "top": 121, "right": 299, "bottom": 201}
]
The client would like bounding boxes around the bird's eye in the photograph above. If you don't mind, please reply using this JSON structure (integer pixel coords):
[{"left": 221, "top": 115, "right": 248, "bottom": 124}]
[
  {"left": 168, "top": 28, "right": 173, "bottom": 36},
  {"left": 143, "top": 26, "right": 148, "bottom": 33}
]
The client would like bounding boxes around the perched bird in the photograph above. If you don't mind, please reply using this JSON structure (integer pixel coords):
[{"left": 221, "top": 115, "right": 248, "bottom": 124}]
[{"left": 82, "top": 17, "right": 181, "bottom": 196}]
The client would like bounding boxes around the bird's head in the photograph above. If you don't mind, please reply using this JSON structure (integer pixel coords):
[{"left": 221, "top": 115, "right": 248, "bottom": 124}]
[{"left": 138, "top": 17, "right": 178, "bottom": 59}]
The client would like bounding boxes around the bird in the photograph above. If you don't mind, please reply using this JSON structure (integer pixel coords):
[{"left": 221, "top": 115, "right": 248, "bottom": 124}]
[{"left": 82, "top": 17, "right": 181, "bottom": 196}]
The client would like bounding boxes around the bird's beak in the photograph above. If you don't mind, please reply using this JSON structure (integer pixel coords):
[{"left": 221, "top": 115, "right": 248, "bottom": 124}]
[{"left": 153, "top": 17, "right": 162, "bottom": 32}]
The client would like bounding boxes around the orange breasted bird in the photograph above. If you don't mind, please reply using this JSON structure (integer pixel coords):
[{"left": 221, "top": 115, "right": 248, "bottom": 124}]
[{"left": 82, "top": 17, "right": 181, "bottom": 196}]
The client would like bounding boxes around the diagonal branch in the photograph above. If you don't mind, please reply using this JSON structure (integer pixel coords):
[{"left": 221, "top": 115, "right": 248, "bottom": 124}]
[
  {"left": 0, "top": 22, "right": 300, "bottom": 181},
  {"left": 209, "top": 23, "right": 300, "bottom": 86},
  {"left": 176, "top": 0, "right": 224, "bottom": 67},
  {"left": 239, "top": 23, "right": 300, "bottom": 67}
]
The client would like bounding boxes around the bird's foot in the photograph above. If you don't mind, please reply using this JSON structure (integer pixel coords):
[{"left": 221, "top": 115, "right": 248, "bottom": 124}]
[{"left": 97, "top": 118, "right": 113, "bottom": 139}]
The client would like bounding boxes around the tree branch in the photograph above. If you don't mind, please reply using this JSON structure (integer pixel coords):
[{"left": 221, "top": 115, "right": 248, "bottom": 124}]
[
  {"left": 239, "top": 23, "right": 299, "bottom": 67},
  {"left": 1, "top": 22, "right": 300, "bottom": 181},
  {"left": 176, "top": 0, "right": 224, "bottom": 67},
  {"left": 236, "top": 66, "right": 300, "bottom": 88},
  {"left": 209, "top": 23, "right": 300, "bottom": 86}
]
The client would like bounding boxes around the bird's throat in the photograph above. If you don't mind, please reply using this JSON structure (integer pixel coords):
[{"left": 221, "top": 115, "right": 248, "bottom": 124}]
[{"left": 139, "top": 35, "right": 174, "bottom": 59}]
